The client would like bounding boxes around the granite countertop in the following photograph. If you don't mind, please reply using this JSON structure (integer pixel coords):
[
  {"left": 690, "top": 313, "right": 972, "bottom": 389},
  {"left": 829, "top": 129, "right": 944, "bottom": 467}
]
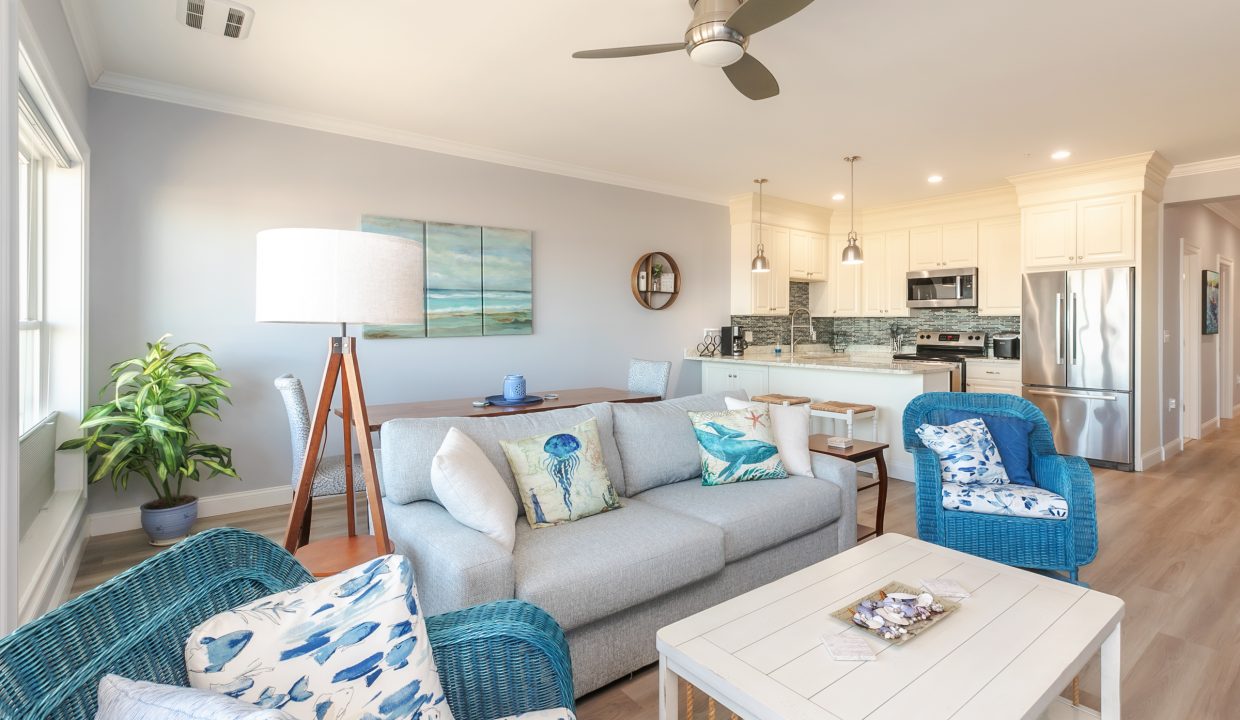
[{"left": 684, "top": 351, "right": 954, "bottom": 376}]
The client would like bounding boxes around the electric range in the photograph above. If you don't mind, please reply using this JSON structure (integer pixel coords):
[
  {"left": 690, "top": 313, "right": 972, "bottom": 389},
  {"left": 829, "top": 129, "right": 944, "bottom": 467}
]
[{"left": 892, "top": 330, "right": 988, "bottom": 391}]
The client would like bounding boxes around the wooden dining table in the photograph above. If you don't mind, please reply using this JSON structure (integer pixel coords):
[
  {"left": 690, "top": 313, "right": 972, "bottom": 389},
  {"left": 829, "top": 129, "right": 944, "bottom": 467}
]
[{"left": 337, "top": 386, "right": 662, "bottom": 431}]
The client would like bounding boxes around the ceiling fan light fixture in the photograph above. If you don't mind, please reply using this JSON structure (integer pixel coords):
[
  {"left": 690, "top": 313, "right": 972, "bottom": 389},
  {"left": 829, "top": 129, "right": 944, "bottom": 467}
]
[{"left": 689, "top": 39, "right": 745, "bottom": 67}]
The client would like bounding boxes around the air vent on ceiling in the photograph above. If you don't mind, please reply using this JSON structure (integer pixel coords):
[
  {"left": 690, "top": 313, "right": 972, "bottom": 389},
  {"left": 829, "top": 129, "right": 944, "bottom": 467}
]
[{"left": 176, "top": 0, "right": 253, "bottom": 39}]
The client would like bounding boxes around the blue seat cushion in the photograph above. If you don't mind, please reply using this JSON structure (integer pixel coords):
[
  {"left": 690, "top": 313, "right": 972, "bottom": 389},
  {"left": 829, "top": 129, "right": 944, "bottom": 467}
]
[{"left": 942, "top": 409, "right": 1035, "bottom": 486}]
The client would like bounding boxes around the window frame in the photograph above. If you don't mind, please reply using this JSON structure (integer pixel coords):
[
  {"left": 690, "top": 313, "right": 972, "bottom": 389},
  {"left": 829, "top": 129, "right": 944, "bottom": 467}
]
[{"left": 17, "top": 121, "right": 50, "bottom": 436}]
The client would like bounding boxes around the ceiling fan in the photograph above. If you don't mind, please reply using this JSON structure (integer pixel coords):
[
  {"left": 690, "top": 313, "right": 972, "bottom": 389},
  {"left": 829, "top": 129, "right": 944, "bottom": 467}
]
[{"left": 572, "top": 0, "right": 816, "bottom": 101}]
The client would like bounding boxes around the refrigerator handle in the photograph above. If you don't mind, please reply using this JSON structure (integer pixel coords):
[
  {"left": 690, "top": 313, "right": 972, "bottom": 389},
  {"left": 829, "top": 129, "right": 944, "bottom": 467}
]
[
  {"left": 1071, "top": 292, "right": 1079, "bottom": 365},
  {"left": 1055, "top": 292, "right": 1064, "bottom": 365}
]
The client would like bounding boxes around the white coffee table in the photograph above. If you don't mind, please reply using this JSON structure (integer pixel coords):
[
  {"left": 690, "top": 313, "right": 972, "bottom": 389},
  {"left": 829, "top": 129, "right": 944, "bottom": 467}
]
[{"left": 657, "top": 533, "right": 1122, "bottom": 720}]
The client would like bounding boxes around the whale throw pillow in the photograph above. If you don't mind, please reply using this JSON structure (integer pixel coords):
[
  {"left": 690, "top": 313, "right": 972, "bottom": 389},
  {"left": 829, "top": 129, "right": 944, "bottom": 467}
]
[
  {"left": 185, "top": 555, "right": 454, "bottom": 720},
  {"left": 500, "top": 417, "right": 621, "bottom": 528},
  {"left": 688, "top": 408, "right": 788, "bottom": 486}
]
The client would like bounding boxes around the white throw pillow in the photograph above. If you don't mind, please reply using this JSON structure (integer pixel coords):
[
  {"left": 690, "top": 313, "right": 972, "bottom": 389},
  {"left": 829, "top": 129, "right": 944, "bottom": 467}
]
[
  {"left": 432, "top": 427, "right": 519, "bottom": 551},
  {"left": 725, "top": 397, "right": 813, "bottom": 477},
  {"left": 186, "top": 555, "right": 455, "bottom": 720},
  {"left": 915, "top": 418, "right": 1010, "bottom": 485},
  {"left": 96, "top": 674, "right": 295, "bottom": 720}
]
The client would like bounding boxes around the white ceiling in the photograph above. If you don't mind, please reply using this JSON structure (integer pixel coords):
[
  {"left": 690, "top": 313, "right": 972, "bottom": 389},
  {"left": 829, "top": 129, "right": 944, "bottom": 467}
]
[{"left": 63, "top": 0, "right": 1240, "bottom": 207}]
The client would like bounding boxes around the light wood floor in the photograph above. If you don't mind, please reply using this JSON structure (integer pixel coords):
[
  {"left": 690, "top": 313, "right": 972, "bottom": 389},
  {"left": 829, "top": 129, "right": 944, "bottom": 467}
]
[{"left": 72, "top": 422, "right": 1240, "bottom": 719}]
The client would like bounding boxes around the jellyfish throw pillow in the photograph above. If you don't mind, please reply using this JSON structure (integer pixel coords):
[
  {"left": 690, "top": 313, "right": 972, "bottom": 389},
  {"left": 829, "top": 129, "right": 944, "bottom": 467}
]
[
  {"left": 185, "top": 554, "right": 454, "bottom": 720},
  {"left": 500, "top": 417, "right": 622, "bottom": 528},
  {"left": 688, "top": 408, "right": 789, "bottom": 486}
]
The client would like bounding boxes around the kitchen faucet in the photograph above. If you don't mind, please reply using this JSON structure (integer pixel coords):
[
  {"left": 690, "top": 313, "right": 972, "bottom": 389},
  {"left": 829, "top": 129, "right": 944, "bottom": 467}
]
[{"left": 789, "top": 307, "right": 816, "bottom": 356}]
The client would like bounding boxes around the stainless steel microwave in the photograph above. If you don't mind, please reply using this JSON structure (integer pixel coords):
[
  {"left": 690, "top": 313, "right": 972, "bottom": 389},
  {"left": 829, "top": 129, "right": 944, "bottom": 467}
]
[{"left": 906, "top": 267, "right": 978, "bottom": 308}]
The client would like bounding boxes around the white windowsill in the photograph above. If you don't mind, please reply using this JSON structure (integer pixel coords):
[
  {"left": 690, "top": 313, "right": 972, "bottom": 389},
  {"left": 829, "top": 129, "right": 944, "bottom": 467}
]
[{"left": 17, "top": 487, "right": 85, "bottom": 622}]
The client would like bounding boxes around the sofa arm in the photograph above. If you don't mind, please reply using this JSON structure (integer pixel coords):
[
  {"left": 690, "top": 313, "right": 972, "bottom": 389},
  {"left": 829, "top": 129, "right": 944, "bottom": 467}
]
[
  {"left": 384, "top": 499, "right": 515, "bottom": 616},
  {"left": 428, "top": 600, "right": 575, "bottom": 720},
  {"left": 811, "top": 453, "right": 858, "bottom": 549}
]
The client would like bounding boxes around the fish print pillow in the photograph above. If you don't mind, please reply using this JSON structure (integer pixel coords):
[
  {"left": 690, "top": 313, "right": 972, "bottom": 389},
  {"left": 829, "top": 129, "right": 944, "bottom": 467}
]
[
  {"left": 185, "top": 555, "right": 454, "bottom": 720},
  {"left": 915, "top": 418, "right": 1010, "bottom": 485},
  {"left": 688, "top": 408, "right": 788, "bottom": 486},
  {"left": 500, "top": 417, "right": 621, "bottom": 528}
]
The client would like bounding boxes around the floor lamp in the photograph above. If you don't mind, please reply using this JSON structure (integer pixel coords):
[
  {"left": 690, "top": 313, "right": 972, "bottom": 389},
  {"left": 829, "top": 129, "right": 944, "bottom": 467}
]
[{"left": 256, "top": 228, "right": 425, "bottom": 577}]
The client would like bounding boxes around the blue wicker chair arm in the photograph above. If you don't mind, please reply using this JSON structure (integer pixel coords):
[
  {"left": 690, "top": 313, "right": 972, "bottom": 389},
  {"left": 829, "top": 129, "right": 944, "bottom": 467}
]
[
  {"left": 427, "top": 600, "right": 575, "bottom": 720},
  {"left": 1033, "top": 453, "right": 1099, "bottom": 566},
  {"left": 911, "top": 447, "right": 946, "bottom": 543}
]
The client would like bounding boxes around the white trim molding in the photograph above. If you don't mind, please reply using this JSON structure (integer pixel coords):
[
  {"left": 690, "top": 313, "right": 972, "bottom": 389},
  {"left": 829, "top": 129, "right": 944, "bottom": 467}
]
[
  {"left": 57, "top": 0, "right": 103, "bottom": 83},
  {"left": 0, "top": 0, "right": 20, "bottom": 635},
  {"left": 1168, "top": 154, "right": 1240, "bottom": 179},
  {"left": 1140, "top": 447, "right": 1164, "bottom": 470},
  {"left": 87, "top": 484, "right": 294, "bottom": 537},
  {"left": 1161, "top": 438, "right": 1182, "bottom": 462},
  {"left": 92, "top": 71, "right": 728, "bottom": 206}
]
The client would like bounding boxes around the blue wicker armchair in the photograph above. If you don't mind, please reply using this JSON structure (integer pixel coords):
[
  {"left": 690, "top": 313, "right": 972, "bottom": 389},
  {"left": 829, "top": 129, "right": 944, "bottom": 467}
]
[
  {"left": 902, "top": 393, "right": 1099, "bottom": 581},
  {"left": 0, "top": 528, "right": 574, "bottom": 720}
]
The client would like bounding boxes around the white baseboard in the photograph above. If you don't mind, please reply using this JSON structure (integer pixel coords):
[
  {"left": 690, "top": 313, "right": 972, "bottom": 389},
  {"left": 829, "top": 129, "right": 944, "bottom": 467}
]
[
  {"left": 87, "top": 485, "right": 293, "bottom": 537},
  {"left": 1233, "top": 402, "right": 1240, "bottom": 419},
  {"left": 1139, "top": 447, "right": 1164, "bottom": 470},
  {"left": 1162, "top": 439, "right": 1183, "bottom": 462},
  {"left": 1201, "top": 417, "right": 1222, "bottom": 437}
]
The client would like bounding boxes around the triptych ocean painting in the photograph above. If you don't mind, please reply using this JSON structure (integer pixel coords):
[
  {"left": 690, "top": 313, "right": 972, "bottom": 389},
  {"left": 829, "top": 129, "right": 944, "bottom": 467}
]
[{"left": 360, "top": 215, "right": 533, "bottom": 339}]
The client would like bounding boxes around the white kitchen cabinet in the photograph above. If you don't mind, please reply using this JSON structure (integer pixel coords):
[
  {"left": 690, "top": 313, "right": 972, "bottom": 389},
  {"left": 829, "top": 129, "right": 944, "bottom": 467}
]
[
  {"left": 790, "top": 229, "right": 828, "bottom": 282},
  {"left": 1022, "top": 194, "right": 1135, "bottom": 269},
  {"left": 966, "top": 358, "right": 1022, "bottom": 395},
  {"left": 861, "top": 231, "right": 910, "bottom": 317},
  {"left": 732, "top": 224, "right": 790, "bottom": 315},
  {"left": 978, "top": 216, "right": 1022, "bottom": 316},
  {"left": 966, "top": 380, "right": 1022, "bottom": 396},
  {"left": 909, "top": 223, "right": 977, "bottom": 270},
  {"left": 701, "top": 362, "right": 769, "bottom": 397},
  {"left": 826, "top": 234, "right": 862, "bottom": 316}
]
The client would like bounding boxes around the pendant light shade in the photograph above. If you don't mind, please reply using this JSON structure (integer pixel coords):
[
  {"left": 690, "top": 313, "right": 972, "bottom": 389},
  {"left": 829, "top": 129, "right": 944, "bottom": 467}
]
[
  {"left": 841, "top": 156, "right": 864, "bottom": 265},
  {"left": 751, "top": 178, "right": 771, "bottom": 273}
]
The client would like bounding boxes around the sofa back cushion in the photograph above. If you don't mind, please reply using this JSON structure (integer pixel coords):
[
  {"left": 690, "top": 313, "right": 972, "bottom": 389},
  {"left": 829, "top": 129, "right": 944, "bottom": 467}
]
[
  {"left": 382, "top": 402, "right": 624, "bottom": 512},
  {"left": 612, "top": 390, "right": 744, "bottom": 496}
]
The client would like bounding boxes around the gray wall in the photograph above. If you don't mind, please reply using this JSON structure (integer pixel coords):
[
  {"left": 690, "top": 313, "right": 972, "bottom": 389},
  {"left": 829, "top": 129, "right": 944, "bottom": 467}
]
[
  {"left": 86, "top": 90, "right": 731, "bottom": 513},
  {"left": 1162, "top": 202, "right": 1240, "bottom": 444},
  {"left": 20, "top": 0, "right": 88, "bottom": 128}
]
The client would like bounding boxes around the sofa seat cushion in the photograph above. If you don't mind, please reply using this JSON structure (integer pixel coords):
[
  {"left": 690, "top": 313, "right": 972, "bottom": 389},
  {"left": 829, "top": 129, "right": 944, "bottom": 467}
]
[
  {"left": 635, "top": 476, "right": 842, "bottom": 563},
  {"left": 513, "top": 499, "right": 724, "bottom": 631}
]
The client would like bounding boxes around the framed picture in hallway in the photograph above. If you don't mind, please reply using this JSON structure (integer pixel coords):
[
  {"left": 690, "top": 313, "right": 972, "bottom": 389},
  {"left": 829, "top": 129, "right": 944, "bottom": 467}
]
[{"left": 1203, "top": 269, "right": 1220, "bottom": 335}]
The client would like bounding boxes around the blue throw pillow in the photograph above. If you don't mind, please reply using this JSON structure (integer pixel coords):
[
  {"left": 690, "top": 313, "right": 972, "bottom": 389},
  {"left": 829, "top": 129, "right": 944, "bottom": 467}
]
[{"left": 942, "top": 409, "right": 1035, "bottom": 486}]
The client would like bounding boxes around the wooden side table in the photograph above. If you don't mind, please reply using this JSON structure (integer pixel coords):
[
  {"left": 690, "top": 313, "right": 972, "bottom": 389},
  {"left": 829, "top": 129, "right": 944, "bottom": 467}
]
[{"left": 808, "top": 434, "right": 889, "bottom": 541}]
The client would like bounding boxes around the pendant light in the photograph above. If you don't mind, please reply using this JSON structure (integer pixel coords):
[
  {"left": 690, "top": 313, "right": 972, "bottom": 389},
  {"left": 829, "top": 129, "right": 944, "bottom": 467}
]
[
  {"left": 841, "top": 156, "right": 864, "bottom": 265},
  {"left": 750, "top": 178, "right": 771, "bottom": 273}
]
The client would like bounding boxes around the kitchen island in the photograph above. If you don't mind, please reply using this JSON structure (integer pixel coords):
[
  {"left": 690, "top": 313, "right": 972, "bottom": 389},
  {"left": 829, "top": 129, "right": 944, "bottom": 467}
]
[{"left": 687, "top": 351, "right": 952, "bottom": 481}]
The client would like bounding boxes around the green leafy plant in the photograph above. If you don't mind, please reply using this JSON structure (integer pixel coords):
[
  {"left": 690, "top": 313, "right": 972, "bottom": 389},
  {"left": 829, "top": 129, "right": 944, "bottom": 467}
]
[{"left": 58, "top": 334, "right": 239, "bottom": 508}]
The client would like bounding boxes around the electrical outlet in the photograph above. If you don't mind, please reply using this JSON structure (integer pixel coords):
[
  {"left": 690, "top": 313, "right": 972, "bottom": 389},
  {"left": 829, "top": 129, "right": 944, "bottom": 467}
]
[
  {"left": 744, "top": 331, "right": 754, "bottom": 342},
  {"left": 1168, "top": 398, "right": 1176, "bottom": 411}
]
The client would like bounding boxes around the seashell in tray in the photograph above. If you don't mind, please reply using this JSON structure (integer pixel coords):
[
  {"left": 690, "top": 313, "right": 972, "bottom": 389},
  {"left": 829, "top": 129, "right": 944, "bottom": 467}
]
[{"left": 887, "top": 592, "right": 918, "bottom": 601}]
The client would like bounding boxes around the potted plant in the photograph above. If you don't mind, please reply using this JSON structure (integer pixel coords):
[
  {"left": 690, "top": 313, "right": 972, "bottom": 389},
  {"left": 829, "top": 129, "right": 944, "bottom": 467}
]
[{"left": 58, "top": 335, "right": 239, "bottom": 545}]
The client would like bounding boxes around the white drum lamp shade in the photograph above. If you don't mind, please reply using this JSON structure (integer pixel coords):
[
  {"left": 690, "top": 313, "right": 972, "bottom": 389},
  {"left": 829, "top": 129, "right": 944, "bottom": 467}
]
[{"left": 255, "top": 228, "right": 425, "bottom": 325}]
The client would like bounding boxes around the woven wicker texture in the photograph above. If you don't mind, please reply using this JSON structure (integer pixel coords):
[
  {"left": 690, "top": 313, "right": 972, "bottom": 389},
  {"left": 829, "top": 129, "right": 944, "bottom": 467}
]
[
  {"left": 901, "top": 392, "right": 1099, "bottom": 579},
  {"left": 0, "top": 528, "right": 574, "bottom": 719}
]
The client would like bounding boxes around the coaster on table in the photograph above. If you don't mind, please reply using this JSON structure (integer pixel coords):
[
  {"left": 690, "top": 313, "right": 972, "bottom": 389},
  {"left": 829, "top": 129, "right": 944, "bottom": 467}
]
[
  {"left": 921, "top": 577, "right": 971, "bottom": 600},
  {"left": 822, "top": 633, "right": 877, "bottom": 661}
]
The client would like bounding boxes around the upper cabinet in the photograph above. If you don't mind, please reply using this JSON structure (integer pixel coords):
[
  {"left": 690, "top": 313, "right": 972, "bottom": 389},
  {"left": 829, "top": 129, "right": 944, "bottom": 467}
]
[
  {"left": 861, "top": 230, "right": 911, "bottom": 317},
  {"left": 1021, "top": 193, "right": 1135, "bottom": 269},
  {"left": 978, "top": 217, "right": 1022, "bottom": 316},
  {"left": 822, "top": 234, "right": 862, "bottom": 316},
  {"left": 789, "top": 229, "right": 828, "bottom": 282},
  {"left": 909, "top": 222, "right": 978, "bottom": 270}
]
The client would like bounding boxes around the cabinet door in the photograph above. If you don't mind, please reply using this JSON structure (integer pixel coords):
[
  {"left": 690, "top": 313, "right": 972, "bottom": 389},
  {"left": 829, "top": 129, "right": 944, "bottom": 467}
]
[
  {"left": 1022, "top": 202, "right": 1076, "bottom": 268},
  {"left": 701, "top": 363, "right": 735, "bottom": 395},
  {"left": 967, "top": 381, "right": 1022, "bottom": 396},
  {"left": 807, "top": 232, "right": 829, "bottom": 282},
  {"left": 909, "top": 226, "right": 944, "bottom": 269},
  {"left": 789, "top": 229, "right": 810, "bottom": 280},
  {"left": 942, "top": 221, "right": 979, "bottom": 267},
  {"left": 885, "top": 230, "right": 911, "bottom": 317},
  {"left": 1077, "top": 194, "right": 1135, "bottom": 265},
  {"left": 734, "top": 366, "right": 770, "bottom": 398},
  {"left": 860, "top": 232, "right": 888, "bottom": 317},
  {"left": 767, "top": 226, "right": 791, "bottom": 315},
  {"left": 827, "top": 234, "right": 862, "bottom": 315},
  {"left": 978, "top": 217, "right": 1022, "bottom": 316}
]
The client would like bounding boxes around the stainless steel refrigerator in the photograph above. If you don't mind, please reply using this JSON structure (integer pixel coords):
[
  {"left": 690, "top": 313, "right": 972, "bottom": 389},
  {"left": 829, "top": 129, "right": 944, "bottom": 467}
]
[{"left": 1022, "top": 267, "right": 1134, "bottom": 470}]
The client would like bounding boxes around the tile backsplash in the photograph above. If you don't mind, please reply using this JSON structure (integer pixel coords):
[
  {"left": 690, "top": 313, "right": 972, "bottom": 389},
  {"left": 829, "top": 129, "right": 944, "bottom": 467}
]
[{"left": 731, "top": 282, "right": 1019, "bottom": 350}]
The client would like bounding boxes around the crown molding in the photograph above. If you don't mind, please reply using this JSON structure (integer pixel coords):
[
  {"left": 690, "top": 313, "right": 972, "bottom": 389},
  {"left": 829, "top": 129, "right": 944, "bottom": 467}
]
[
  {"left": 58, "top": 0, "right": 102, "bottom": 84},
  {"left": 854, "top": 185, "right": 1018, "bottom": 233},
  {"left": 728, "top": 192, "right": 833, "bottom": 232},
  {"left": 1205, "top": 202, "right": 1240, "bottom": 231},
  {"left": 1007, "top": 151, "right": 1170, "bottom": 206},
  {"left": 91, "top": 71, "right": 728, "bottom": 206},
  {"left": 1168, "top": 154, "right": 1240, "bottom": 179}
]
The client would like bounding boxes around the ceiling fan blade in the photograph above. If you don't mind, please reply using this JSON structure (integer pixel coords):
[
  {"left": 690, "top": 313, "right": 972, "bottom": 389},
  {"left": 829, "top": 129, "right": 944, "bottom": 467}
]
[
  {"left": 572, "top": 42, "right": 687, "bottom": 59},
  {"left": 723, "top": 53, "right": 780, "bottom": 100},
  {"left": 727, "top": 0, "right": 816, "bottom": 36}
]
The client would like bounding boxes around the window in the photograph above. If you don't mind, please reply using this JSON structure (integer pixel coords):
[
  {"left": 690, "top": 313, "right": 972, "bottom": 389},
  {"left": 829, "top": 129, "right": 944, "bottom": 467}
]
[{"left": 16, "top": 133, "right": 47, "bottom": 435}]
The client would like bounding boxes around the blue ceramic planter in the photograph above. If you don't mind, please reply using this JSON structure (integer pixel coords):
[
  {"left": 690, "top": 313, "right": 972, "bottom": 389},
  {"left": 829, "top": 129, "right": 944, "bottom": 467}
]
[{"left": 141, "top": 498, "right": 198, "bottom": 546}]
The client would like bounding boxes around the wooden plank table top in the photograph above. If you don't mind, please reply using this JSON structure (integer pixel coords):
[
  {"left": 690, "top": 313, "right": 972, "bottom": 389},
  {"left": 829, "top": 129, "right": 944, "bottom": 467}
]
[
  {"left": 337, "top": 386, "right": 661, "bottom": 430},
  {"left": 656, "top": 533, "right": 1124, "bottom": 720}
]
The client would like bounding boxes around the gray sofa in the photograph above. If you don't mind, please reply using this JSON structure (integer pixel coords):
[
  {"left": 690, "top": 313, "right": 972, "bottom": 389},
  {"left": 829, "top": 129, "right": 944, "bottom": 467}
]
[{"left": 380, "top": 391, "right": 858, "bottom": 697}]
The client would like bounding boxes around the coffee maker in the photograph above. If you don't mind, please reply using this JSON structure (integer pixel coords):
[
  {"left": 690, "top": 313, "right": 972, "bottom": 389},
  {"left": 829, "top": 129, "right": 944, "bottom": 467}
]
[{"left": 720, "top": 325, "right": 748, "bottom": 356}]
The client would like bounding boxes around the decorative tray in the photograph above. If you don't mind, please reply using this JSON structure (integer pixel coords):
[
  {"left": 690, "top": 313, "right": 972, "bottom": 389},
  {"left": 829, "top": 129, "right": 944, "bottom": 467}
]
[
  {"left": 830, "top": 582, "right": 960, "bottom": 645},
  {"left": 484, "top": 394, "right": 545, "bottom": 407}
]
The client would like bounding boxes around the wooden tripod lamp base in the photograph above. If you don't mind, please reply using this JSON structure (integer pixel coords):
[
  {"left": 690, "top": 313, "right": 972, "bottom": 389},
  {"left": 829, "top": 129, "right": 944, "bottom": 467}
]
[{"left": 283, "top": 336, "right": 391, "bottom": 577}]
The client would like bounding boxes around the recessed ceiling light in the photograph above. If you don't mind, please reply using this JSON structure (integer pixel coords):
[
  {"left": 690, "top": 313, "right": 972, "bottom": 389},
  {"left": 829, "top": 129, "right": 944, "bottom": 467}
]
[
  {"left": 1051, "top": 150, "right": 1072, "bottom": 160},
  {"left": 927, "top": 175, "right": 943, "bottom": 184},
  {"left": 832, "top": 193, "right": 845, "bottom": 201}
]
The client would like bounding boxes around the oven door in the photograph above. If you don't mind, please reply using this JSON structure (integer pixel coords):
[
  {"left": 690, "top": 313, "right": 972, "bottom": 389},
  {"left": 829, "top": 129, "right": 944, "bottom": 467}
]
[
  {"left": 894, "top": 359, "right": 962, "bottom": 391},
  {"left": 906, "top": 267, "right": 978, "bottom": 308}
]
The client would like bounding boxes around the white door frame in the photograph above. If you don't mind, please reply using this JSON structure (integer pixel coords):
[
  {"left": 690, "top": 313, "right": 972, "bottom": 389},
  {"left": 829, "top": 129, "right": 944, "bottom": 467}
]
[
  {"left": 0, "top": 0, "right": 19, "bottom": 634},
  {"left": 1219, "top": 256, "right": 1234, "bottom": 420},
  {"left": 1182, "top": 240, "right": 1202, "bottom": 442}
]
